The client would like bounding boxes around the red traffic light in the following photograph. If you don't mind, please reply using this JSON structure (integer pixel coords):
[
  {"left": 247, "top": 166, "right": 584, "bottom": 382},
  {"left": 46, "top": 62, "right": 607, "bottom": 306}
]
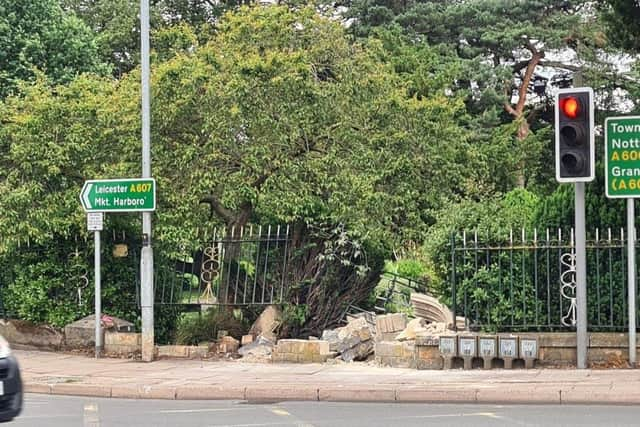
[{"left": 560, "top": 96, "right": 580, "bottom": 119}]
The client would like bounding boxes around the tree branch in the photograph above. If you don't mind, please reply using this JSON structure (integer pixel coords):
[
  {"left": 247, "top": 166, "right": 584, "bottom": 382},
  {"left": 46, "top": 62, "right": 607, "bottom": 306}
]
[
  {"left": 513, "top": 51, "right": 544, "bottom": 116},
  {"left": 199, "top": 195, "right": 235, "bottom": 222}
]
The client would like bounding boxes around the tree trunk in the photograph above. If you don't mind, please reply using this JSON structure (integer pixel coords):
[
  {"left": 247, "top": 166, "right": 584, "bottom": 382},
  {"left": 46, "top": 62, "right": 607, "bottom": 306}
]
[{"left": 516, "top": 119, "right": 531, "bottom": 188}]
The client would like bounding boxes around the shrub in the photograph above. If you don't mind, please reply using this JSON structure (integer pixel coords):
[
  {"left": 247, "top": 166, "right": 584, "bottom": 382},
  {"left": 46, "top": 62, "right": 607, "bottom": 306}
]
[{"left": 175, "top": 307, "right": 249, "bottom": 345}]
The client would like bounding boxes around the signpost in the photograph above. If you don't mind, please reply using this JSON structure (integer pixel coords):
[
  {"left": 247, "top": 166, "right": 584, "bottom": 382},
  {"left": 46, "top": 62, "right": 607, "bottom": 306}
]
[
  {"left": 80, "top": 178, "right": 156, "bottom": 358},
  {"left": 80, "top": 178, "right": 155, "bottom": 212},
  {"left": 605, "top": 116, "right": 640, "bottom": 366},
  {"left": 86, "top": 212, "right": 104, "bottom": 358}
]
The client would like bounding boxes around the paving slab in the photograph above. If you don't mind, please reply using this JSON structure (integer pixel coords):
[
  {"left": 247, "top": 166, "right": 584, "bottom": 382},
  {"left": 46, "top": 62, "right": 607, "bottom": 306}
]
[{"left": 15, "top": 350, "right": 640, "bottom": 404}]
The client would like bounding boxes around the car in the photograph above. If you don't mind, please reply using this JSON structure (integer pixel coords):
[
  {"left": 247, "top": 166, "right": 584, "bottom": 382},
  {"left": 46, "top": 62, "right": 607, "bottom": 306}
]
[{"left": 0, "top": 336, "right": 21, "bottom": 422}]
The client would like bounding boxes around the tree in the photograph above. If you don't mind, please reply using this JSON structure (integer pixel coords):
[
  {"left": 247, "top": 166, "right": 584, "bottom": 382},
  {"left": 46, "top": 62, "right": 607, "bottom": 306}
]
[
  {"left": 0, "top": 0, "right": 108, "bottom": 98},
  {"left": 147, "top": 6, "right": 472, "bottom": 246},
  {"left": 600, "top": 0, "right": 640, "bottom": 53},
  {"left": 347, "top": 0, "right": 624, "bottom": 189}
]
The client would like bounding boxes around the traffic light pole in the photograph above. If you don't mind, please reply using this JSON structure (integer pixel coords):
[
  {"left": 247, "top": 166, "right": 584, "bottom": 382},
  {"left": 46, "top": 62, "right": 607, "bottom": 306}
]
[
  {"left": 628, "top": 199, "right": 636, "bottom": 366},
  {"left": 575, "top": 182, "right": 587, "bottom": 369}
]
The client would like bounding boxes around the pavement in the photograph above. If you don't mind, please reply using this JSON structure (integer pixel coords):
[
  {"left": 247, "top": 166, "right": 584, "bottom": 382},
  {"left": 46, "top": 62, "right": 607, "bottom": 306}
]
[{"left": 16, "top": 349, "right": 640, "bottom": 404}]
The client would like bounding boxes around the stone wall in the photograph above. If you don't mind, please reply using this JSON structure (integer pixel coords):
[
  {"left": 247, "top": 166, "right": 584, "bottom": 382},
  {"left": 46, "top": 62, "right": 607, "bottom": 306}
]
[
  {"left": 378, "top": 332, "right": 640, "bottom": 369},
  {"left": 104, "top": 332, "right": 141, "bottom": 355},
  {"left": 375, "top": 341, "right": 416, "bottom": 368}
]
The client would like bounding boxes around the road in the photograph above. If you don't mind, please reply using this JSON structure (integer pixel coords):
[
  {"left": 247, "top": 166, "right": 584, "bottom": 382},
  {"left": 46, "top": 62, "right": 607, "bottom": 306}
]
[{"left": 10, "top": 394, "right": 640, "bottom": 427}]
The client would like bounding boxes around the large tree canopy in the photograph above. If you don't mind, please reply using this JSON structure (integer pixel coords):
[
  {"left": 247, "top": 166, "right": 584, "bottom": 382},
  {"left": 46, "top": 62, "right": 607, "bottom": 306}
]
[
  {"left": 0, "top": 0, "right": 108, "bottom": 98},
  {"left": 0, "top": 5, "right": 473, "bottom": 252}
]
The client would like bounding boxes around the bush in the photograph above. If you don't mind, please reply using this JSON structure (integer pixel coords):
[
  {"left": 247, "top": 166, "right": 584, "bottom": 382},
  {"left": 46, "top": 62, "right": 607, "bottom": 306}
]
[
  {"left": 175, "top": 307, "right": 249, "bottom": 345},
  {"left": 425, "top": 188, "right": 539, "bottom": 295}
]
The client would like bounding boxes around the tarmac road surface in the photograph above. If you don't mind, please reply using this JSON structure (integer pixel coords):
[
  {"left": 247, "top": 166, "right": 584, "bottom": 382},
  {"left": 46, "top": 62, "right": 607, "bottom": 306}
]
[{"left": 9, "top": 394, "right": 640, "bottom": 427}]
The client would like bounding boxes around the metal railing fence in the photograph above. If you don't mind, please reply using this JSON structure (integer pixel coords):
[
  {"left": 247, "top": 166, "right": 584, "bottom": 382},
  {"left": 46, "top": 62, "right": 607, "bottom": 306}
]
[
  {"left": 154, "top": 225, "right": 291, "bottom": 306},
  {"left": 450, "top": 228, "right": 633, "bottom": 332}
]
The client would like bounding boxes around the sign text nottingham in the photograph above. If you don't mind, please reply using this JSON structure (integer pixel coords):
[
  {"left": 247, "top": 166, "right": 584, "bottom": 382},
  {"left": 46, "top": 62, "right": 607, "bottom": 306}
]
[{"left": 605, "top": 116, "right": 640, "bottom": 198}]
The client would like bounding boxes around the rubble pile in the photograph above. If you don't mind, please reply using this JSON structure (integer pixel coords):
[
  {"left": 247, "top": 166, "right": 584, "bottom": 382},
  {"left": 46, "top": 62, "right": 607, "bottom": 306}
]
[{"left": 322, "top": 317, "right": 374, "bottom": 362}]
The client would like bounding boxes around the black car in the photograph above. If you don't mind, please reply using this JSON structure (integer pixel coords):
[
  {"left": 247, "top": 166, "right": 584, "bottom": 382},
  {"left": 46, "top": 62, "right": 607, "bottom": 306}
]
[{"left": 0, "top": 336, "right": 21, "bottom": 422}]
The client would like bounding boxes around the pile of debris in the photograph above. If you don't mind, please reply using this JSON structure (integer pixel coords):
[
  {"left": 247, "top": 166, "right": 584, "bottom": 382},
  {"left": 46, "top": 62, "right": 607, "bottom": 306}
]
[
  {"left": 236, "top": 305, "right": 280, "bottom": 362},
  {"left": 235, "top": 292, "right": 462, "bottom": 364},
  {"left": 321, "top": 317, "right": 375, "bottom": 362}
]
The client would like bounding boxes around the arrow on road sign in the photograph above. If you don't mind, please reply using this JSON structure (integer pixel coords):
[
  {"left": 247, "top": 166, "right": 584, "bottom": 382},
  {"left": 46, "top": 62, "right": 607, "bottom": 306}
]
[{"left": 82, "top": 183, "right": 93, "bottom": 209}]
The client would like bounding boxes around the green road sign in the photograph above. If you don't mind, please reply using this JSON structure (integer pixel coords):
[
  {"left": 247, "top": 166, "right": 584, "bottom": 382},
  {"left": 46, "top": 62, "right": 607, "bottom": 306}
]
[
  {"left": 605, "top": 116, "right": 640, "bottom": 198},
  {"left": 80, "top": 178, "right": 156, "bottom": 212}
]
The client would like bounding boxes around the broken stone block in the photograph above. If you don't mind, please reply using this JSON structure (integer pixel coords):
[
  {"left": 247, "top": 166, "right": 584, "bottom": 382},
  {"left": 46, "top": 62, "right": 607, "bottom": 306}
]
[
  {"left": 217, "top": 335, "right": 239, "bottom": 354},
  {"left": 395, "top": 318, "right": 427, "bottom": 341},
  {"left": 376, "top": 313, "right": 407, "bottom": 341},
  {"left": 239, "top": 335, "right": 274, "bottom": 359},
  {"left": 241, "top": 335, "right": 254, "bottom": 346},
  {"left": 249, "top": 305, "right": 282, "bottom": 342},
  {"left": 321, "top": 317, "right": 374, "bottom": 362}
]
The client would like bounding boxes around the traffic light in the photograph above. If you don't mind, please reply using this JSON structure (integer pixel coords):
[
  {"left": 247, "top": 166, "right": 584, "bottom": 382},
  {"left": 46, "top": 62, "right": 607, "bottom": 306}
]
[{"left": 555, "top": 88, "right": 595, "bottom": 182}]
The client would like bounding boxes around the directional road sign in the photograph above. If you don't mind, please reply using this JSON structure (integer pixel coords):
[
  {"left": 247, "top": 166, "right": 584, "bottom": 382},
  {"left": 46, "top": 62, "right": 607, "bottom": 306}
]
[
  {"left": 80, "top": 178, "right": 156, "bottom": 212},
  {"left": 605, "top": 116, "right": 640, "bottom": 198}
]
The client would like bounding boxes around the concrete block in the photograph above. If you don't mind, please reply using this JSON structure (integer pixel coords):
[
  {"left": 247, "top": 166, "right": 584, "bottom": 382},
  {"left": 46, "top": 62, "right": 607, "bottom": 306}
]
[
  {"left": 246, "top": 386, "right": 317, "bottom": 401},
  {"left": 395, "top": 387, "right": 476, "bottom": 403},
  {"left": 110, "top": 385, "right": 140, "bottom": 399},
  {"left": 24, "top": 383, "right": 52, "bottom": 394},
  {"left": 105, "top": 331, "right": 141, "bottom": 346},
  {"left": 318, "top": 387, "right": 396, "bottom": 402},
  {"left": 51, "top": 383, "right": 112, "bottom": 398},
  {"left": 104, "top": 332, "right": 141, "bottom": 355},
  {"left": 176, "top": 385, "right": 245, "bottom": 400},
  {"left": 476, "top": 387, "right": 560, "bottom": 404}
]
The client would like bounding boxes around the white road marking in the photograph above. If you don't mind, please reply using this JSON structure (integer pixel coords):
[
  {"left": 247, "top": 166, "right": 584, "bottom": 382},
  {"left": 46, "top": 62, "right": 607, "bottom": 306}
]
[{"left": 83, "top": 402, "right": 101, "bottom": 427}]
